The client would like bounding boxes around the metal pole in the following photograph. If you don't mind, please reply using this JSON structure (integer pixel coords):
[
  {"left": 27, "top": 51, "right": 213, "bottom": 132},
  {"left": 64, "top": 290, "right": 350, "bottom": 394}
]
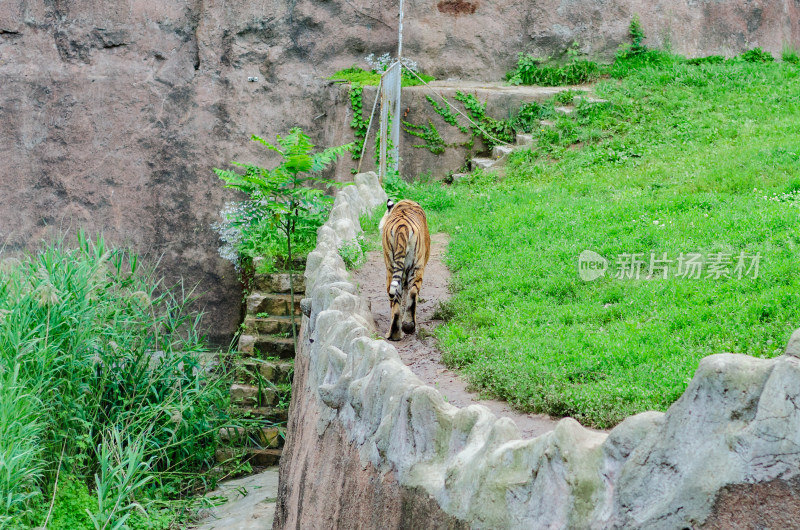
[
  {"left": 378, "top": 74, "right": 390, "bottom": 184},
  {"left": 397, "top": 0, "right": 404, "bottom": 59},
  {"left": 392, "top": 0, "right": 404, "bottom": 173}
]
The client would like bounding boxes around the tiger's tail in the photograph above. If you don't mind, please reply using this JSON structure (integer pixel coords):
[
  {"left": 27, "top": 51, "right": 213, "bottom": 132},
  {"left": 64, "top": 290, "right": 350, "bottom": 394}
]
[{"left": 388, "top": 223, "right": 410, "bottom": 302}]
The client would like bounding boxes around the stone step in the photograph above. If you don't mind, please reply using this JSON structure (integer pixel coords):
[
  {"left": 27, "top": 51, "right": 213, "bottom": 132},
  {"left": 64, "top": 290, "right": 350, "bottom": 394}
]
[
  {"left": 470, "top": 157, "right": 496, "bottom": 171},
  {"left": 554, "top": 105, "right": 574, "bottom": 115},
  {"left": 230, "top": 383, "right": 285, "bottom": 407},
  {"left": 253, "top": 273, "right": 306, "bottom": 294},
  {"left": 540, "top": 119, "right": 555, "bottom": 127},
  {"left": 219, "top": 426, "right": 283, "bottom": 448},
  {"left": 215, "top": 447, "right": 282, "bottom": 467},
  {"left": 240, "top": 406, "right": 289, "bottom": 423},
  {"left": 238, "top": 335, "right": 296, "bottom": 359},
  {"left": 516, "top": 133, "right": 534, "bottom": 146},
  {"left": 491, "top": 144, "right": 514, "bottom": 160},
  {"left": 246, "top": 293, "right": 302, "bottom": 317},
  {"left": 236, "top": 359, "right": 293, "bottom": 385},
  {"left": 243, "top": 315, "right": 297, "bottom": 336},
  {"left": 574, "top": 95, "right": 609, "bottom": 105}
]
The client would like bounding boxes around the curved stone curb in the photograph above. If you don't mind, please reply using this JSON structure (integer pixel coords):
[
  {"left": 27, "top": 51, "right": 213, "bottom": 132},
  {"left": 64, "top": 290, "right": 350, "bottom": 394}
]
[{"left": 278, "top": 170, "right": 800, "bottom": 528}]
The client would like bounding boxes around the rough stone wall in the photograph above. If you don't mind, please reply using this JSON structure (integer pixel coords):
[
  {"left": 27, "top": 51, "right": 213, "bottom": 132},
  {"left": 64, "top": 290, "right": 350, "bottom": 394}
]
[
  {"left": 275, "top": 327, "right": 470, "bottom": 530},
  {"left": 1, "top": 1, "right": 797, "bottom": 342},
  {"left": 275, "top": 172, "right": 800, "bottom": 528}
]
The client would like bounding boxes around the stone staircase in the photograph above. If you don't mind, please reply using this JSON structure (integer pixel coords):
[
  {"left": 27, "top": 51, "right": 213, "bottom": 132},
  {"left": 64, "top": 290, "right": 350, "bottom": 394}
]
[
  {"left": 216, "top": 258, "right": 305, "bottom": 468},
  {"left": 459, "top": 95, "right": 606, "bottom": 177},
  {"left": 466, "top": 133, "right": 534, "bottom": 172}
]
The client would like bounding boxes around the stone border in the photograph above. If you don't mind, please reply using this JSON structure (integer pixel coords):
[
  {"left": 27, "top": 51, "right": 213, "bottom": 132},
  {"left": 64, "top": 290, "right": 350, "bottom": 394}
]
[{"left": 276, "top": 171, "right": 800, "bottom": 528}]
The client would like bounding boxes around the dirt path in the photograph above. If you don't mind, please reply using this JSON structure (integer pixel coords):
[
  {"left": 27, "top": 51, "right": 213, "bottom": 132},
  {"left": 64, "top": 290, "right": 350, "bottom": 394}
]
[{"left": 352, "top": 232, "right": 560, "bottom": 440}]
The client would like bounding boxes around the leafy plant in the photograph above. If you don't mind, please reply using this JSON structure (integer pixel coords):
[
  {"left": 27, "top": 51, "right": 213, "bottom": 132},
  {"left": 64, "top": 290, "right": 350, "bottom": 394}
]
[
  {"left": 741, "top": 47, "right": 774, "bottom": 63},
  {"left": 554, "top": 89, "right": 580, "bottom": 106},
  {"left": 629, "top": 15, "right": 647, "bottom": 55},
  {"left": 88, "top": 428, "right": 152, "bottom": 530},
  {"left": 615, "top": 15, "right": 648, "bottom": 61},
  {"left": 426, "top": 95, "right": 470, "bottom": 133},
  {"left": 383, "top": 168, "right": 410, "bottom": 201},
  {"left": 511, "top": 102, "right": 546, "bottom": 133},
  {"left": 215, "top": 128, "right": 353, "bottom": 350},
  {"left": 338, "top": 235, "right": 369, "bottom": 270}
]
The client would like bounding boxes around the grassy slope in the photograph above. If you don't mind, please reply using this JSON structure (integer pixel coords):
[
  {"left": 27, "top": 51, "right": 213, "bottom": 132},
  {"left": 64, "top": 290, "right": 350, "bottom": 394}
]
[{"left": 417, "top": 58, "right": 800, "bottom": 428}]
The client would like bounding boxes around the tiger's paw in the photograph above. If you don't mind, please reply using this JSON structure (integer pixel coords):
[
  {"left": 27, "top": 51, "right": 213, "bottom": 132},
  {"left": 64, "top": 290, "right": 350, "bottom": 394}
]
[{"left": 386, "top": 330, "right": 403, "bottom": 341}]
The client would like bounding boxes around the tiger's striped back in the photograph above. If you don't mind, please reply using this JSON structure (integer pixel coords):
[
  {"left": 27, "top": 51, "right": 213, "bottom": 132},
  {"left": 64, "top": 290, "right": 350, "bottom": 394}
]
[{"left": 380, "top": 199, "right": 431, "bottom": 340}]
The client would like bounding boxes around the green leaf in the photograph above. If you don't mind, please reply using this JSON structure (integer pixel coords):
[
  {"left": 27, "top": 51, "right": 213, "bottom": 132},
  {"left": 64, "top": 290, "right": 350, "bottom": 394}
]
[{"left": 284, "top": 154, "right": 313, "bottom": 173}]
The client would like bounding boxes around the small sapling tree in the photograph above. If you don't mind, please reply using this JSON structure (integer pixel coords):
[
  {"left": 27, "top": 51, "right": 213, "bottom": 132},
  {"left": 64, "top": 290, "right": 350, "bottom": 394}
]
[{"left": 215, "top": 128, "right": 353, "bottom": 350}]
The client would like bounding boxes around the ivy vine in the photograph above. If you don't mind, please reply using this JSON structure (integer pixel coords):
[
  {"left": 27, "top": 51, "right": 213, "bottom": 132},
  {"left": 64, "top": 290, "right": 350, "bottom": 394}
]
[
  {"left": 349, "top": 83, "right": 368, "bottom": 161},
  {"left": 425, "top": 95, "right": 469, "bottom": 134},
  {"left": 348, "top": 82, "right": 546, "bottom": 163},
  {"left": 453, "top": 92, "right": 515, "bottom": 149},
  {"left": 402, "top": 120, "right": 447, "bottom": 155}
]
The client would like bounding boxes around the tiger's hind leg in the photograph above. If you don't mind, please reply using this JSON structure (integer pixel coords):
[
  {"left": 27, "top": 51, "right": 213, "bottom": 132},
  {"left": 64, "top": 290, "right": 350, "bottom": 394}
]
[
  {"left": 401, "top": 266, "right": 425, "bottom": 335},
  {"left": 386, "top": 274, "right": 404, "bottom": 341}
]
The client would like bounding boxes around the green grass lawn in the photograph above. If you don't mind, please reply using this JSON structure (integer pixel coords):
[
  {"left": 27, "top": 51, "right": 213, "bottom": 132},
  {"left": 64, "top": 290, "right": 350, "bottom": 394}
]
[{"left": 399, "top": 57, "right": 800, "bottom": 428}]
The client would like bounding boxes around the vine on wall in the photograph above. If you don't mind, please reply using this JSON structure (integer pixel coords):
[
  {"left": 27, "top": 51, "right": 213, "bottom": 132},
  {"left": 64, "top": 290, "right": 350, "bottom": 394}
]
[
  {"left": 349, "top": 84, "right": 368, "bottom": 163},
  {"left": 347, "top": 84, "right": 551, "bottom": 164}
]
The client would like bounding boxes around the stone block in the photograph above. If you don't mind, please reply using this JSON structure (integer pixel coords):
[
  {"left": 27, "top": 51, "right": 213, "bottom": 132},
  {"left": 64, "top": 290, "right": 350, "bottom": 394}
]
[
  {"left": 230, "top": 384, "right": 258, "bottom": 407},
  {"left": 247, "top": 293, "right": 302, "bottom": 317},
  {"left": 253, "top": 273, "right": 306, "bottom": 294},
  {"left": 243, "top": 316, "right": 296, "bottom": 336}
]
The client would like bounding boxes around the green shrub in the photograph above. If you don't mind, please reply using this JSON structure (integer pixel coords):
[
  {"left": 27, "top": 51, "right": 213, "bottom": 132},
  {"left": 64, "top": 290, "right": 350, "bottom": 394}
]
[
  {"left": 383, "top": 170, "right": 410, "bottom": 201},
  {"left": 741, "top": 47, "right": 774, "bottom": 63},
  {"left": 338, "top": 234, "right": 369, "bottom": 270},
  {"left": 214, "top": 128, "right": 352, "bottom": 273},
  {"left": 510, "top": 102, "right": 546, "bottom": 134}
]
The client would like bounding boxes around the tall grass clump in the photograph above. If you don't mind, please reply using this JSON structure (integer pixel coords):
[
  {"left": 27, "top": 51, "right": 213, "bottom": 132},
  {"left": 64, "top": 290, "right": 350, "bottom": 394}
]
[
  {"left": 0, "top": 232, "right": 230, "bottom": 528},
  {"left": 0, "top": 367, "right": 46, "bottom": 526},
  {"left": 783, "top": 45, "right": 800, "bottom": 65}
]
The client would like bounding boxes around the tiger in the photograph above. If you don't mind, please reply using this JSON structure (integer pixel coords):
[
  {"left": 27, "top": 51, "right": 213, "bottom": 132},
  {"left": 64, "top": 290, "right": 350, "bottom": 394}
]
[{"left": 379, "top": 198, "right": 431, "bottom": 341}]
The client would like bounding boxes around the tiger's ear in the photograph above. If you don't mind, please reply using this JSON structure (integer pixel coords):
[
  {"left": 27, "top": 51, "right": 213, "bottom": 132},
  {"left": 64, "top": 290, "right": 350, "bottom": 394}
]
[{"left": 387, "top": 198, "right": 395, "bottom": 211}]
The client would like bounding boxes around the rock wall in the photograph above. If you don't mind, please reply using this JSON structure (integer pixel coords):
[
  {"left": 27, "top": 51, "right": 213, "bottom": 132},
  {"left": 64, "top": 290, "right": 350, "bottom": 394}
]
[
  {"left": 275, "top": 172, "right": 800, "bottom": 528},
  {"left": 1, "top": 1, "right": 797, "bottom": 342}
]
